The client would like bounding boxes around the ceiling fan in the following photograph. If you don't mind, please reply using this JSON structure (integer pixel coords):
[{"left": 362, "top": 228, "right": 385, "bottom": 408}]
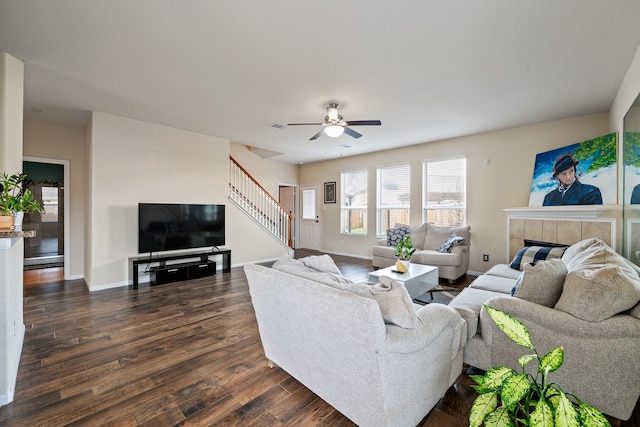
[{"left": 287, "top": 103, "right": 381, "bottom": 140}]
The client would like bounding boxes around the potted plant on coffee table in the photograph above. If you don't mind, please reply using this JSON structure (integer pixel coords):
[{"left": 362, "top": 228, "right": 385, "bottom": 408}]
[
  {"left": 469, "top": 305, "right": 611, "bottom": 427},
  {"left": 393, "top": 235, "right": 416, "bottom": 273}
]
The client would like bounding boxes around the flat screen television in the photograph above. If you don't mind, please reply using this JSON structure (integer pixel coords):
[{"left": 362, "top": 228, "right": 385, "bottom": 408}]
[{"left": 138, "top": 203, "right": 225, "bottom": 253}]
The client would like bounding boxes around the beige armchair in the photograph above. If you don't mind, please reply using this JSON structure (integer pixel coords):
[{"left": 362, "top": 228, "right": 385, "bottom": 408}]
[{"left": 372, "top": 223, "right": 471, "bottom": 282}]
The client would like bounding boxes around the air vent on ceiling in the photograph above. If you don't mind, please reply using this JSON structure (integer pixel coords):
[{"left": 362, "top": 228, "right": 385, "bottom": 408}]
[{"left": 269, "top": 123, "right": 286, "bottom": 129}]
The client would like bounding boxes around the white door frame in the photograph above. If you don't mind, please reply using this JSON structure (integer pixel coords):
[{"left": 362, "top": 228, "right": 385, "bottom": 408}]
[{"left": 23, "top": 156, "right": 71, "bottom": 280}]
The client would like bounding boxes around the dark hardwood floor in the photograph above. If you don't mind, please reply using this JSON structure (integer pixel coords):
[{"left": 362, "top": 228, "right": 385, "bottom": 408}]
[{"left": 2, "top": 251, "right": 638, "bottom": 426}]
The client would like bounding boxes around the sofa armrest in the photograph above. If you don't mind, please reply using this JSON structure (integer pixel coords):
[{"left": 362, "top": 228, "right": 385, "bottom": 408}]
[
  {"left": 376, "top": 238, "right": 388, "bottom": 246},
  {"left": 450, "top": 244, "right": 468, "bottom": 255},
  {"left": 379, "top": 304, "right": 463, "bottom": 356}
]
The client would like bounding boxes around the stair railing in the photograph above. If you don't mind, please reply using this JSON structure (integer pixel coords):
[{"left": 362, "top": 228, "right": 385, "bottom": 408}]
[{"left": 229, "top": 156, "right": 293, "bottom": 248}]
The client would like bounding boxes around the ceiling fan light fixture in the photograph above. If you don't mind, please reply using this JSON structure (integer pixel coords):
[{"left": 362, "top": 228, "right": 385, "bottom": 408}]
[{"left": 325, "top": 125, "right": 344, "bottom": 138}]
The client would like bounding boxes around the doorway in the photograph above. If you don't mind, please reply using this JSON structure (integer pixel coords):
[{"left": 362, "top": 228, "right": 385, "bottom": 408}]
[
  {"left": 299, "top": 184, "right": 320, "bottom": 250},
  {"left": 278, "top": 184, "right": 298, "bottom": 248},
  {"left": 22, "top": 158, "right": 68, "bottom": 271}
]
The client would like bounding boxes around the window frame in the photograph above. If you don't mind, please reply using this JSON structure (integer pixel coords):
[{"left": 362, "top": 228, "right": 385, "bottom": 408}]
[
  {"left": 340, "top": 168, "right": 368, "bottom": 235},
  {"left": 422, "top": 155, "right": 467, "bottom": 227},
  {"left": 376, "top": 162, "right": 411, "bottom": 236}
]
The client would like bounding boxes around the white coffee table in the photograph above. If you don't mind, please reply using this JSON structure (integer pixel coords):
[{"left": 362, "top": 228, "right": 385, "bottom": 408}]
[{"left": 368, "top": 264, "right": 439, "bottom": 299}]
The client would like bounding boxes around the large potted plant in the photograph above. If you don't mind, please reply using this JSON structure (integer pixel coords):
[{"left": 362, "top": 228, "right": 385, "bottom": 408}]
[
  {"left": 469, "top": 305, "right": 611, "bottom": 427},
  {"left": 393, "top": 235, "right": 416, "bottom": 272},
  {"left": 0, "top": 172, "right": 44, "bottom": 230}
]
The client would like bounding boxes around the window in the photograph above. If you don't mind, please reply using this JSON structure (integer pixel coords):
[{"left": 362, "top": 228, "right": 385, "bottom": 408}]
[
  {"left": 377, "top": 163, "right": 410, "bottom": 235},
  {"left": 302, "top": 189, "right": 316, "bottom": 220},
  {"left": 422, "top": 156, "right": 466, "bottom": 226},
  {"left": 341, "top": 168, "right": 368, "bottom": 234}
]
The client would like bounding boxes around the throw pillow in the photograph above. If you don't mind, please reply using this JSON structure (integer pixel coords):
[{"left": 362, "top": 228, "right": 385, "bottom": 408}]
[
  {"left": 509, "top": 246, "right": 567, "bottom": 271},
  {"left": 273, "top": 264, "right": 353, "bottom": 286},
  {"left": 555, "top": 265, "right": 640, "bottom": 322},
  {"left": 386, "top": 224, "right": 410, "bottom": 246},
  {"left": 423, "top": 224, "right": 471, "bottom": 251},
  {"left": 338, "top": 276, "right": 417, "bottom": 329},
  {"left": 299, "top": 254, "right": 342, "bottom": 275},
  {"left": 437, "top": 232, "right": 465, "bottom": 253},
  {"left": 512, "top": 258, "right": 567, "bottom": 307}
]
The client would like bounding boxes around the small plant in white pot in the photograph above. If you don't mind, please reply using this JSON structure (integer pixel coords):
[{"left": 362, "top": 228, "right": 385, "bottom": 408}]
[
  {"left": 0, "top": 172, "right": 44, "bottom": 230},
  {"left": 393, "top": 235, "right": 416, "bottom": 272},
  {"left": 469, "top": 305, "right": 611, "bottom": 427}
]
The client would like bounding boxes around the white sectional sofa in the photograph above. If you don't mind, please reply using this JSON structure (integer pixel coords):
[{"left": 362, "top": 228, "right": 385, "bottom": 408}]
[
  {"left": 372, "top": 223, "right": 471, "bottom": 282},
  {"left": 449, "top": 238, "right": 640, "bottom": 420},
  {"left": 244, "top": 254, "right": 466, "bottom": 427}
]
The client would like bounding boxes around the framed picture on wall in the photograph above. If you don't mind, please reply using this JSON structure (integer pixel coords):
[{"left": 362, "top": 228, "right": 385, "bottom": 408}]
[{"left": 324, "top": 181, "right": 336, "bottom": 204}]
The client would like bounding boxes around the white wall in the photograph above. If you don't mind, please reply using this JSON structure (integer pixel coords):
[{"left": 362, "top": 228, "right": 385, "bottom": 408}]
[
  {"left": 0, "top": 52, "right": 25, "bottom": 405},
  {"left": 23, "top": 117, "right": 86, "bottom": 279},
  {"left": 299, "top": 112, "right": 610, "bottom": 273},
  {"left": 85, "top": 113, "right": 291, "bottom": 291}
]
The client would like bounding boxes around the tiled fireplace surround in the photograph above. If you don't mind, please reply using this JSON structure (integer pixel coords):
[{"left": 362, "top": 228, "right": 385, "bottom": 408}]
[{"left": 504, "top": 207, "right": 617, "bottom": 260}]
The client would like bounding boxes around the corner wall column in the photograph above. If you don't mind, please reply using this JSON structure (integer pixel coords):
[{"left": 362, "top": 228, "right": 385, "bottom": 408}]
[{"left": 0, "top": 51, "right": 25, "bottom": 406}]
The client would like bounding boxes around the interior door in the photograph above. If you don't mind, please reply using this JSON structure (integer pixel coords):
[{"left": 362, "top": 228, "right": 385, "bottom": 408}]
[{"left": 300, "top": 185, "right": 320, "bottom": 250}]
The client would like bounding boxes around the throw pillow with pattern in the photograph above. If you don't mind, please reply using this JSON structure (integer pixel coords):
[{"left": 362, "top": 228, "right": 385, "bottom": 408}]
[
  {"left": 437, "top": 232, "right": 465, "bottom": 253},
  {"left": 387, "top": 224, "right": 410, "bottom": 246}
]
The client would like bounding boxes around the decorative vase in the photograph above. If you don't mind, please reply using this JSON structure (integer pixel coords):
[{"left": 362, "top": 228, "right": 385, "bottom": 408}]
[
  {"left": 0, "top": 214, "right": 14, "bottom": 231},
  {"left": 395, "top": 259, "right": 410, "bottom": 272}
]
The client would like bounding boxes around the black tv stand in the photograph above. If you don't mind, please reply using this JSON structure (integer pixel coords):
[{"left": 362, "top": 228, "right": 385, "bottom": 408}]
[{"left": 129, "top": 249, "right": 231, "bottom": 289}]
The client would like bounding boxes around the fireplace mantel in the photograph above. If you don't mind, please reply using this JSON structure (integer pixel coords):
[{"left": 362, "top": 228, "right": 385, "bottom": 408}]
[{"left": 503, "top": 205, "right": 620, "bottom": 220}]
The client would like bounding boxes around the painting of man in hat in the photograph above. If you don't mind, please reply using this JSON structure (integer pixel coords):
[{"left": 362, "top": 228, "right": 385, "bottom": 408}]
[
  {"left": 528, "top": 133, "right": 616, "bottom": 206},
  {"left": 542, "top": 153, "right": 603, "bottom": 206}
]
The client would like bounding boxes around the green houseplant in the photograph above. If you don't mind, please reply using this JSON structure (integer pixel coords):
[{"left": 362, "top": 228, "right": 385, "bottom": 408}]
[
  {"left": 469, "top": 305, "right": 611, "bottom": 427},
  {"left": 0, "top": 172, "right": 44, "bottom": 229},
  {"left": 393, "top": 235, "right": 416, "bottom": 272},
  {"left": 393, "top": 235, "right": 416, "bottom": 260}
]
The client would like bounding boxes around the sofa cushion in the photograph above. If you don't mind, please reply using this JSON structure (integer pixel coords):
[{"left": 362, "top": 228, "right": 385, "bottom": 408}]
[
  {"left": 468, "top": 274, "right": 516, "bottom": 294},
  {"left": 449, "top": 287, "right": 503, "bottom": 339},
  {"left": 509, "top": 246, "right": 566, "bottom": 271},
  {"left": 386, "top": 224, "right": 410, "bottom": 246},
  {"left": 411, "top": 250, "right": 461, "bottom": 267},
  {"left": 511, "top": 258, "right": 567, "bottom": 307},
  {"left": 423, "top": 224, "right": 470, "bottom": 251},
  {"left": 409, "top": 223, "right": 428, "bottom": 250},
  {"left": 484, "top": 264, "right": 522, "bottom": 280},
  {"left": 437, "top": 232, "right": 465, "bottom": 253},
  {"left": 555, "top": 265, "right": 640, "bottom": 322},
  {"left": 339, "top": 276, "right": 418, "bottom": 329}
]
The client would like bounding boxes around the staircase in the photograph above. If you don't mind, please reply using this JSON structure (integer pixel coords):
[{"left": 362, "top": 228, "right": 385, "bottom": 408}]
[{"left": 229, "top": 156, "right": 293, "bottom": 251}]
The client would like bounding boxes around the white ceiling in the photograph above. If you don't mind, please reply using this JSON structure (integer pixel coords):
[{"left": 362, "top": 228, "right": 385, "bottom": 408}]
[{"left": 2, "top": 1, "right": 640, "bottom": 164}]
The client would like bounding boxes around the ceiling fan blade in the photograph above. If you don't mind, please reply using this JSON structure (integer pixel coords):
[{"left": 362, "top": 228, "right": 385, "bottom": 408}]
[
  {"left": 345, "top": 120, "right": 381, "bottom": 126},
  {"left": 343, "top": 127, "right": 362, "bottom": 139},
  {"left": 287, "top": 122, "right": 323, "bottom": 126},
  {"left": 310, "top": 129, "right": 325, "bottom": 140}
]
